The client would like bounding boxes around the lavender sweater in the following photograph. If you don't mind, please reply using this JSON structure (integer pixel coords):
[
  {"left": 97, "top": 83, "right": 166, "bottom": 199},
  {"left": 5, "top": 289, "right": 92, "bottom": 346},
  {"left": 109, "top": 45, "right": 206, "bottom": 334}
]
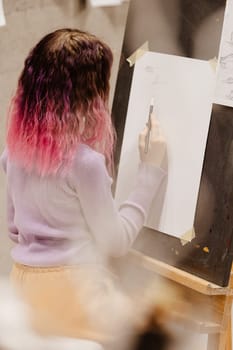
[{"left": 0, "top": 144, "right": 165, "bottom": 267}]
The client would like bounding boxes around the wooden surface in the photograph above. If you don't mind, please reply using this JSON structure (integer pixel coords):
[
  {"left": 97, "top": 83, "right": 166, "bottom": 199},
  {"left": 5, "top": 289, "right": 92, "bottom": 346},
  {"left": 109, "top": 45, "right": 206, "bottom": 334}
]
[
  {"left": 129, "top": 250, "right": 233, "bottom": 296},
  {"left": 120, "top": 250, "right": 233, "bottom": 350}
]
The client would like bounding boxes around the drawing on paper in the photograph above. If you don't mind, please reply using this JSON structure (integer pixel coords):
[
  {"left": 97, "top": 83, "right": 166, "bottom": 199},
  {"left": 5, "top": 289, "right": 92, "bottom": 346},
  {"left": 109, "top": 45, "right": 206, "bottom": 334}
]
[
  {"left": 114, "top": 51, "right": 215, "bottom": 239},
  {"left": 220, "top": 54, "right": 233, "bottom": 69}
]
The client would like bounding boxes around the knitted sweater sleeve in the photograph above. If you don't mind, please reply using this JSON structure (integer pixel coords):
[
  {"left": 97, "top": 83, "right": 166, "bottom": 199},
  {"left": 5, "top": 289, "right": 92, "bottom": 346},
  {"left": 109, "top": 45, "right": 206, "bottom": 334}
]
[{"left": 70, "top": 148, "right": 166, "bottom": 257}]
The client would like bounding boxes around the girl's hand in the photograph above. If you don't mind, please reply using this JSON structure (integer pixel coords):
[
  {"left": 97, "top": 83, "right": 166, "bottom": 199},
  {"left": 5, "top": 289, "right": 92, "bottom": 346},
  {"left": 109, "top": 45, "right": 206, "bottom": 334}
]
[{"left": 138, "top": 114, "right": 167, "bottom": 168}]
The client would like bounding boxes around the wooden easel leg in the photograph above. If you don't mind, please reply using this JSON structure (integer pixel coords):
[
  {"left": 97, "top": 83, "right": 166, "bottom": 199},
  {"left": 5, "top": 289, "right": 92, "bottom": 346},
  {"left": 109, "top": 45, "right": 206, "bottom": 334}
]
[
  {"left": 220, "top": 295, "right": 232, "bottom": 350},
  {"left": 225, "top": 315, "right": 232, "bottom": 350},
  {"left": 211, "top": 314, "right": 232, "bottom": 350}
]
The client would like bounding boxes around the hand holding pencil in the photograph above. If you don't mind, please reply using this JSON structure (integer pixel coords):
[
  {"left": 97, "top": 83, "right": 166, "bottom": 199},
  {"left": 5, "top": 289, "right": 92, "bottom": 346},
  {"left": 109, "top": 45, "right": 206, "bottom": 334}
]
[{"left": 138, "top": 111, "right": 167, "bottom": 168}]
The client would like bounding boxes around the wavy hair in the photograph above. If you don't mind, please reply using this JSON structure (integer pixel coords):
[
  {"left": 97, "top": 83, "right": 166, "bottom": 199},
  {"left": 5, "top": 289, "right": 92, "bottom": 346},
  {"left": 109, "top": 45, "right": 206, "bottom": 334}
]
[{"left": 7, "top": 28, "right": 115, "bottom": 176}]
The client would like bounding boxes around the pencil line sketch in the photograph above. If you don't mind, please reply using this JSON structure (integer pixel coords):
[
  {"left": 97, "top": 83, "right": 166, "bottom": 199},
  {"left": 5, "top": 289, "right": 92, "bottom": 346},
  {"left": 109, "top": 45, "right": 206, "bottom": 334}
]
[
  {"left": 144, "top": 66, "right": 167, "bottom": 89},
  {"left": 214, "top": 0, "right": 233, "bottom": 107},
  {"left": 145, "top": 65, "right": 155, "bottom": 73},
  {"left": 220, "top": 53, "right": 233, "bottom": 69},
  {"left": 222, "top": 77, "right": 233, "bottom": 84},
  {"left": 226, "top": 31, "right": 233, "bottom": 46},
  {"left": 226, "top": 90, "right": 233, "bottom": 100}
]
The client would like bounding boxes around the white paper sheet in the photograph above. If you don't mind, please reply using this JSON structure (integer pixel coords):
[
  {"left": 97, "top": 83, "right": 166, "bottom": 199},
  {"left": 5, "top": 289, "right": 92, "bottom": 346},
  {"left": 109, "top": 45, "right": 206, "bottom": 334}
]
[
  {"left": 89, "top": 0, "right": 124, "bottom": 7},
  {"left": 214, "top": 0, "right": 233, "bottom": 107},
  {"left": 114, "top": 52, "right": 215, "bottom": 238},
  {"left": 0, "top": 0, "right": 5, "bottom": 27}
]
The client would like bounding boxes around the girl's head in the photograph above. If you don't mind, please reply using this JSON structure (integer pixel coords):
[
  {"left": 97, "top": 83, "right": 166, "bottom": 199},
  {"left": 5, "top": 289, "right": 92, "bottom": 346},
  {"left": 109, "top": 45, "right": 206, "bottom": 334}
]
[{"left": 7, "top": 28, "right": 115, "bottom": 176}]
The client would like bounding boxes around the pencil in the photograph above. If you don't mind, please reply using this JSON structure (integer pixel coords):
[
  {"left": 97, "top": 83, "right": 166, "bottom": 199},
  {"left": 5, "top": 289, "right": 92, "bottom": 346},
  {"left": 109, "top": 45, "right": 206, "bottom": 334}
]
[{"left": 144, "top": 97, "right": 154, "bottom": 154}]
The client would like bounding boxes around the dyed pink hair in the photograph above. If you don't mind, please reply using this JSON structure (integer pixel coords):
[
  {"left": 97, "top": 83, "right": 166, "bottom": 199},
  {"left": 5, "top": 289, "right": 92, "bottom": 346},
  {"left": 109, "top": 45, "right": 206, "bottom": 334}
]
[{"left": 7, "top": 28, "right": 115, "bottom": 176}]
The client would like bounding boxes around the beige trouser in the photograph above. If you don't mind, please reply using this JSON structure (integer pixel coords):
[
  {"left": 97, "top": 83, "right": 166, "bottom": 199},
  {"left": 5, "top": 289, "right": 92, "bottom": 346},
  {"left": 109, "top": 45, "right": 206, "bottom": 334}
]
[{"left": 10, "top": 263, "right": 134, "bottom": 344}]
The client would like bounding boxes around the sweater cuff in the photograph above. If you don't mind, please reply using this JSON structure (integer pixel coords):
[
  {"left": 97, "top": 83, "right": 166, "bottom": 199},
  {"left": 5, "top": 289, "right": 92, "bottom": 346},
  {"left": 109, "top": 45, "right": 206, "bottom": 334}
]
[
  {"left": 136, "top": 162, "right": 166, "bottom": 190},
  {"left": 124, "top": 162, "right": 167, "bottom": 215}
]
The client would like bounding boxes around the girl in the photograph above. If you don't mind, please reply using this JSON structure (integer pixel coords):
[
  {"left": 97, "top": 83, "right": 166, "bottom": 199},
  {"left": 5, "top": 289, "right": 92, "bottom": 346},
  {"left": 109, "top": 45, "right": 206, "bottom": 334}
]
[{"left": 0, "top": 28, "right": 167, "bottom": 344}]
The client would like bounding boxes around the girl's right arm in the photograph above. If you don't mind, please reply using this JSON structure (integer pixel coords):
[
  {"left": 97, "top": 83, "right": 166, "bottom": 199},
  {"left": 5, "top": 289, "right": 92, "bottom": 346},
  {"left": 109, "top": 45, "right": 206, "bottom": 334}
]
[{"left": 70, "top": 116, "right": 167, "bottom": 257}]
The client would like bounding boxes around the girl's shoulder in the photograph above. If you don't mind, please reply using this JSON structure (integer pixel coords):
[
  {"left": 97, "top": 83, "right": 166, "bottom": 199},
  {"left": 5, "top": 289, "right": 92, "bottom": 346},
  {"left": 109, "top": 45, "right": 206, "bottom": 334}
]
[
  {"left": 71, "top": 144, "right": 108, "bottom": 178},
  {"left": 74, "top": 144, "right": 106, "bottom": 169},
  {"left": 68, "top": 144, "right": 111, "bottom": 188}
]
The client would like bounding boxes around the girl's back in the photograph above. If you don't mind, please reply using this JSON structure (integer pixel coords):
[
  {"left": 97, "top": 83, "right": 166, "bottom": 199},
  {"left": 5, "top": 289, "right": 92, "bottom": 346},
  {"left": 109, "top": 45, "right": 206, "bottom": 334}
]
[{"left": 2, "top": 144, "right": 109, "bottom": 266}]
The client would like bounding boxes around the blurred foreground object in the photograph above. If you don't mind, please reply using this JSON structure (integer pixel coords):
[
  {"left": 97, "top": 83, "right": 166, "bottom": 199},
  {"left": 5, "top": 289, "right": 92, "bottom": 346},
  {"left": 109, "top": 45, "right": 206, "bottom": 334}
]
[{"left": 0, "top": 278, "right": 103, "bottom": 350}]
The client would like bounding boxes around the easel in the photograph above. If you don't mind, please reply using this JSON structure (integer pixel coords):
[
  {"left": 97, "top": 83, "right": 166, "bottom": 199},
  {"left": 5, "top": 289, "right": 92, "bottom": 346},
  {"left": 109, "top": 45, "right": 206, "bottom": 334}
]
[
  {"left": 122, "top": 249, "right": 233, "bottom": 350},
  {"left": 111, "top": 1, "right": 233, "bottom": 348}
]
